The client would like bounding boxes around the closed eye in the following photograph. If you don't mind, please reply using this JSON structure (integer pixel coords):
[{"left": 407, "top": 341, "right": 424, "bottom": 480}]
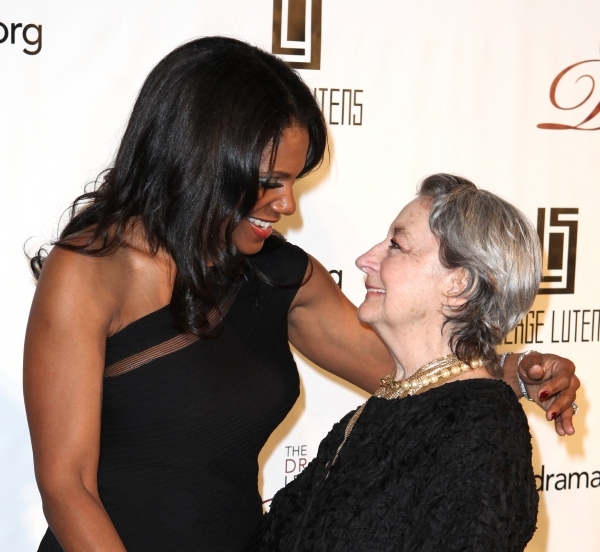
[{"left": 259, "top": 176, "right": 284, "bottom": 189}]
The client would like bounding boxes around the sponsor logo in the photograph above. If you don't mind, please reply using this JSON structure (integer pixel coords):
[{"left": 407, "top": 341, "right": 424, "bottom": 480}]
[
  {"left": 272, "top": 3, "right": 365, "bottom": 123},
  {"left": 537, "top": 59, "right": 600, "bottom": 130},
  {"left": 272, "top": 0, "right": 322, "bottom": 70},
  {"left": 535, "top": 465, "right": 600, "bottom": 491},
  {"left": 314, "top": 88, "right": 363, "bottom": 126},
  {"left": 283, "top": 444, "right": 308, "bottom": 485},
  {"left": 503, "top": 308, "right": 600, "bottom": 345},
  {"left": 262, "top": 444, "right": 310, "bottom": 509},
  {"left": 548, "top": 309, "right": 600, "bottom": 343},
  {"left": 537, "top": 208, "right": 578, "bottom": 295},
  {"left": 0, "top": 21, "right": 42, "bottom": 55}
]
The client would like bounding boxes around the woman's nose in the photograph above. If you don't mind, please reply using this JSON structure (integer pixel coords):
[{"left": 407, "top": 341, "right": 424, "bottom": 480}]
[
  {"left": 271, "top": 183, "right": 297, "bottom": 216},
  {"left": 355, "top": 242, "right": 383, "bottom": 274}
]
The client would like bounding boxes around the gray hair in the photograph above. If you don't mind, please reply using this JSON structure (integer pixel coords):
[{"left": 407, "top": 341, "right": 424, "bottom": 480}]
[{"left": 418, "top": 174, "right": 542, "bottom": 377}]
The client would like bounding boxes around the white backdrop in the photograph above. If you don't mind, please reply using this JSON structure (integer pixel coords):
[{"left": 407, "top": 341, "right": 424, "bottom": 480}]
[{"left": 1, "top": 1, "right": 599, "bottom": 550}]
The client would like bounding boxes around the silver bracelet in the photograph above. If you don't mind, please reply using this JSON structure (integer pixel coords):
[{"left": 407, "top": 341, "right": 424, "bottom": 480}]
[
  {"left": 517, "top": 373, "right": 534, "bottom": 401},
  {"left": 517, "top": 350, "right": 536, "bottom": 401},
  {"left": 499, "top": 352, "right": 534, "bottom": 401}
]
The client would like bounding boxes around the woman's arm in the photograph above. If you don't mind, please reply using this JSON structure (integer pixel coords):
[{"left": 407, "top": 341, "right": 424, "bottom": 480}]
[
  {"left": 289, "top": 255, "right": 579, "bottom": 431},
  {"left": 288, "top": 255, "right": 395, "bottom": 393},
  {"left": 23, "top": 248, "right": 126, "bottom": 551}
]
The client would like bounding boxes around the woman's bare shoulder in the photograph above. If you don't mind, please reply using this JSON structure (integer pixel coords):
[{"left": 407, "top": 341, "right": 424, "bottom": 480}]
[
  {"left": 32, "top": 246, "right": 123, "bottom": 336},
  {"left": 37, "top": 236, "right": 174, "bottom": 334},
  {"left": 31, "top": 214, "right": 175, "bottom": 336}
]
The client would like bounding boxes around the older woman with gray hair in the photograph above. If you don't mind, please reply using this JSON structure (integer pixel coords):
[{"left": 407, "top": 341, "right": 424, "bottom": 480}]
[{"left": 263, "top": 174, "right": 541, "bottom": 551}]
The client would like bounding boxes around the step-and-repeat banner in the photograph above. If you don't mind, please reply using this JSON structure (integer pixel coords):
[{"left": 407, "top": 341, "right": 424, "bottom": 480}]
[{"left": 2, "top": 1, "right": 599, "bottom": 550}]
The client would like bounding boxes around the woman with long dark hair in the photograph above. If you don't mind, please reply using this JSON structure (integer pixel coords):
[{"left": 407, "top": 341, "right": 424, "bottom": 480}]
[{"left": 24, "top": 37, "right": 578, "bottom": 551}]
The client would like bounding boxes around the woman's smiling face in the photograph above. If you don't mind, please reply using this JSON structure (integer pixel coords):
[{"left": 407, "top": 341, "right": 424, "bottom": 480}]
[
  {"left": 231, "top": 125, "right": 310, "bottom": 255},
  {"left": 355, "top": 197, "right": 452, "bottom": 339}
]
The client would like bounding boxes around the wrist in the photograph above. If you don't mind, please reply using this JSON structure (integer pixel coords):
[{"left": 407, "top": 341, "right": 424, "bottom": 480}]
[
  {"left": 499, "top": 352, "right": 528, "bottom": 399},
  {"left": 515, "top": 350, "right": 536, "bottom": 401}
]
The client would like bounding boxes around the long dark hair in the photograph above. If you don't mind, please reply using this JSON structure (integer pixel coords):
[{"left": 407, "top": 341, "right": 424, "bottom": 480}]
[{"left": 30, "top": 36, "right": 327, "bottom": 335}]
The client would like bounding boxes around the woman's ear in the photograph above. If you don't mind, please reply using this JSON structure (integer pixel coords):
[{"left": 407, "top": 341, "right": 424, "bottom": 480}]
[{"left": 444, "top": 268, "right": 469, "bottom": 308}]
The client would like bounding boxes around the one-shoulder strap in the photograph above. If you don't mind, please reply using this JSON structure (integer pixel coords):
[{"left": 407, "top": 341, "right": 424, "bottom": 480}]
[
  {"left": 104, "top": 284, "right": 239, "bottom": 378},
  {"left": 104, "top": 333, "right": 199, "bottom": 378}
]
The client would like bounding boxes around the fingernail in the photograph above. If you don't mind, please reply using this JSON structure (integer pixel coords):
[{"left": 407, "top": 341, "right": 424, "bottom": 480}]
[
  {"left": 539, "top": 391, "right": 549, "bottom": 400},
  {"left": 550, "top": 412, "right": 557, "bottom": 420}
]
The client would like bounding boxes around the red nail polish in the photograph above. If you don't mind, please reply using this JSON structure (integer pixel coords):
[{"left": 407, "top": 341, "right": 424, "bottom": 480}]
[
  {"left": 539, "top": 391, "right": 548, "bottom": 400},
  {"left": 550, "top": 412, "right": 557, "bottom": 420}
]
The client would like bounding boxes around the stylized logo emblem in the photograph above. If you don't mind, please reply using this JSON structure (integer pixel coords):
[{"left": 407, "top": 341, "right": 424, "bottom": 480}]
[
  {"left": 537, "top": 60, "right": 600, "bottom": 130},
  {"left": 272, "top": 0, "right": 322, "bottom": 70},
  {"left": 537, "top": 208, "right": 579, "bottom": 294}
]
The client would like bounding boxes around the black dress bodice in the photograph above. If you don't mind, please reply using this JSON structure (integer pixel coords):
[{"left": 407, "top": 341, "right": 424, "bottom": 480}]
[
  {"left": 38, "top": 236, "right": 308, "bottom": 552},
  {"left": 264, "top": 379, "right": 538, "bottom": 552}
]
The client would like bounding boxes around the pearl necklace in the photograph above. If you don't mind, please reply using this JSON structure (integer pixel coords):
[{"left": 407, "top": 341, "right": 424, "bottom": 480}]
[
  {"left": 375, "top": 354, "right": 483, "bottom": 400},
  {"left": 329, "top": 354, "right": 483, "bottom": 470}
]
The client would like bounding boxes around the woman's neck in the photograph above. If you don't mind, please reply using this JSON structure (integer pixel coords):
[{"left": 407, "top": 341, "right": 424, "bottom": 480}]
[
  {"left": 374, "top": 325, "right": 449, "bottom": 380},
  {"left": 378, "top": 327, "right": 495, "bottom": 383}
]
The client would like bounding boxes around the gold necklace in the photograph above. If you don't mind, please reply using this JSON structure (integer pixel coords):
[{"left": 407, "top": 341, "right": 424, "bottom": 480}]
[
  {"left": 328, "top": 354, "right": 483, "bottom": 470},
  {"left": 375, "top": 354, "right": 482, "bottom": 400}
]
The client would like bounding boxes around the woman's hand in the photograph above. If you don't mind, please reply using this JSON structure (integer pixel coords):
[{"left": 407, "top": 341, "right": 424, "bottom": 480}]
[{"left": 504, "top": 351, "right": 580, "bottom": 436}]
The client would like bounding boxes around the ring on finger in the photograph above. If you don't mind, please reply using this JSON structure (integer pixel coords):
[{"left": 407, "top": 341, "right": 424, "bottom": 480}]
[{"left": 572, "top": 402, "right": 579, "bottom": 416}]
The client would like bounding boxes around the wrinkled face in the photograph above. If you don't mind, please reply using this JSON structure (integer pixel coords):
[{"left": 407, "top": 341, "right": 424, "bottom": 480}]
[
  {"left": 231, "top": 125, "right": 310, "bottom": 255},
  {"left": 355, "top": 197, "right": 452, "bottom": 337}
]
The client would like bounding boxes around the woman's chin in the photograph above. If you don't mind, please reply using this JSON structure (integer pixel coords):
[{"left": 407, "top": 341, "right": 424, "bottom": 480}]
[
  {"left": 357, "top": 304, "right": 375, "bottom": 326},
  {"left": 236, "top": 239, "right": 266, "bottom": 256}
]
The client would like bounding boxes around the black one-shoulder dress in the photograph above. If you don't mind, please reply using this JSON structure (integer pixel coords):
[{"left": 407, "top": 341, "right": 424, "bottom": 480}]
[{"left": 38, "top": 236, "right": 308, "bottom": 552}]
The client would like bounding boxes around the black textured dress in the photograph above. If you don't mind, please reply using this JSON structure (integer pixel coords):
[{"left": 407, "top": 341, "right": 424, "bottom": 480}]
[
  {"left": 264, "top": 379, "right": 538, "bottom": 551},
  {"left": 38, "top": 236, "right": 308, "bottom": 552}
]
